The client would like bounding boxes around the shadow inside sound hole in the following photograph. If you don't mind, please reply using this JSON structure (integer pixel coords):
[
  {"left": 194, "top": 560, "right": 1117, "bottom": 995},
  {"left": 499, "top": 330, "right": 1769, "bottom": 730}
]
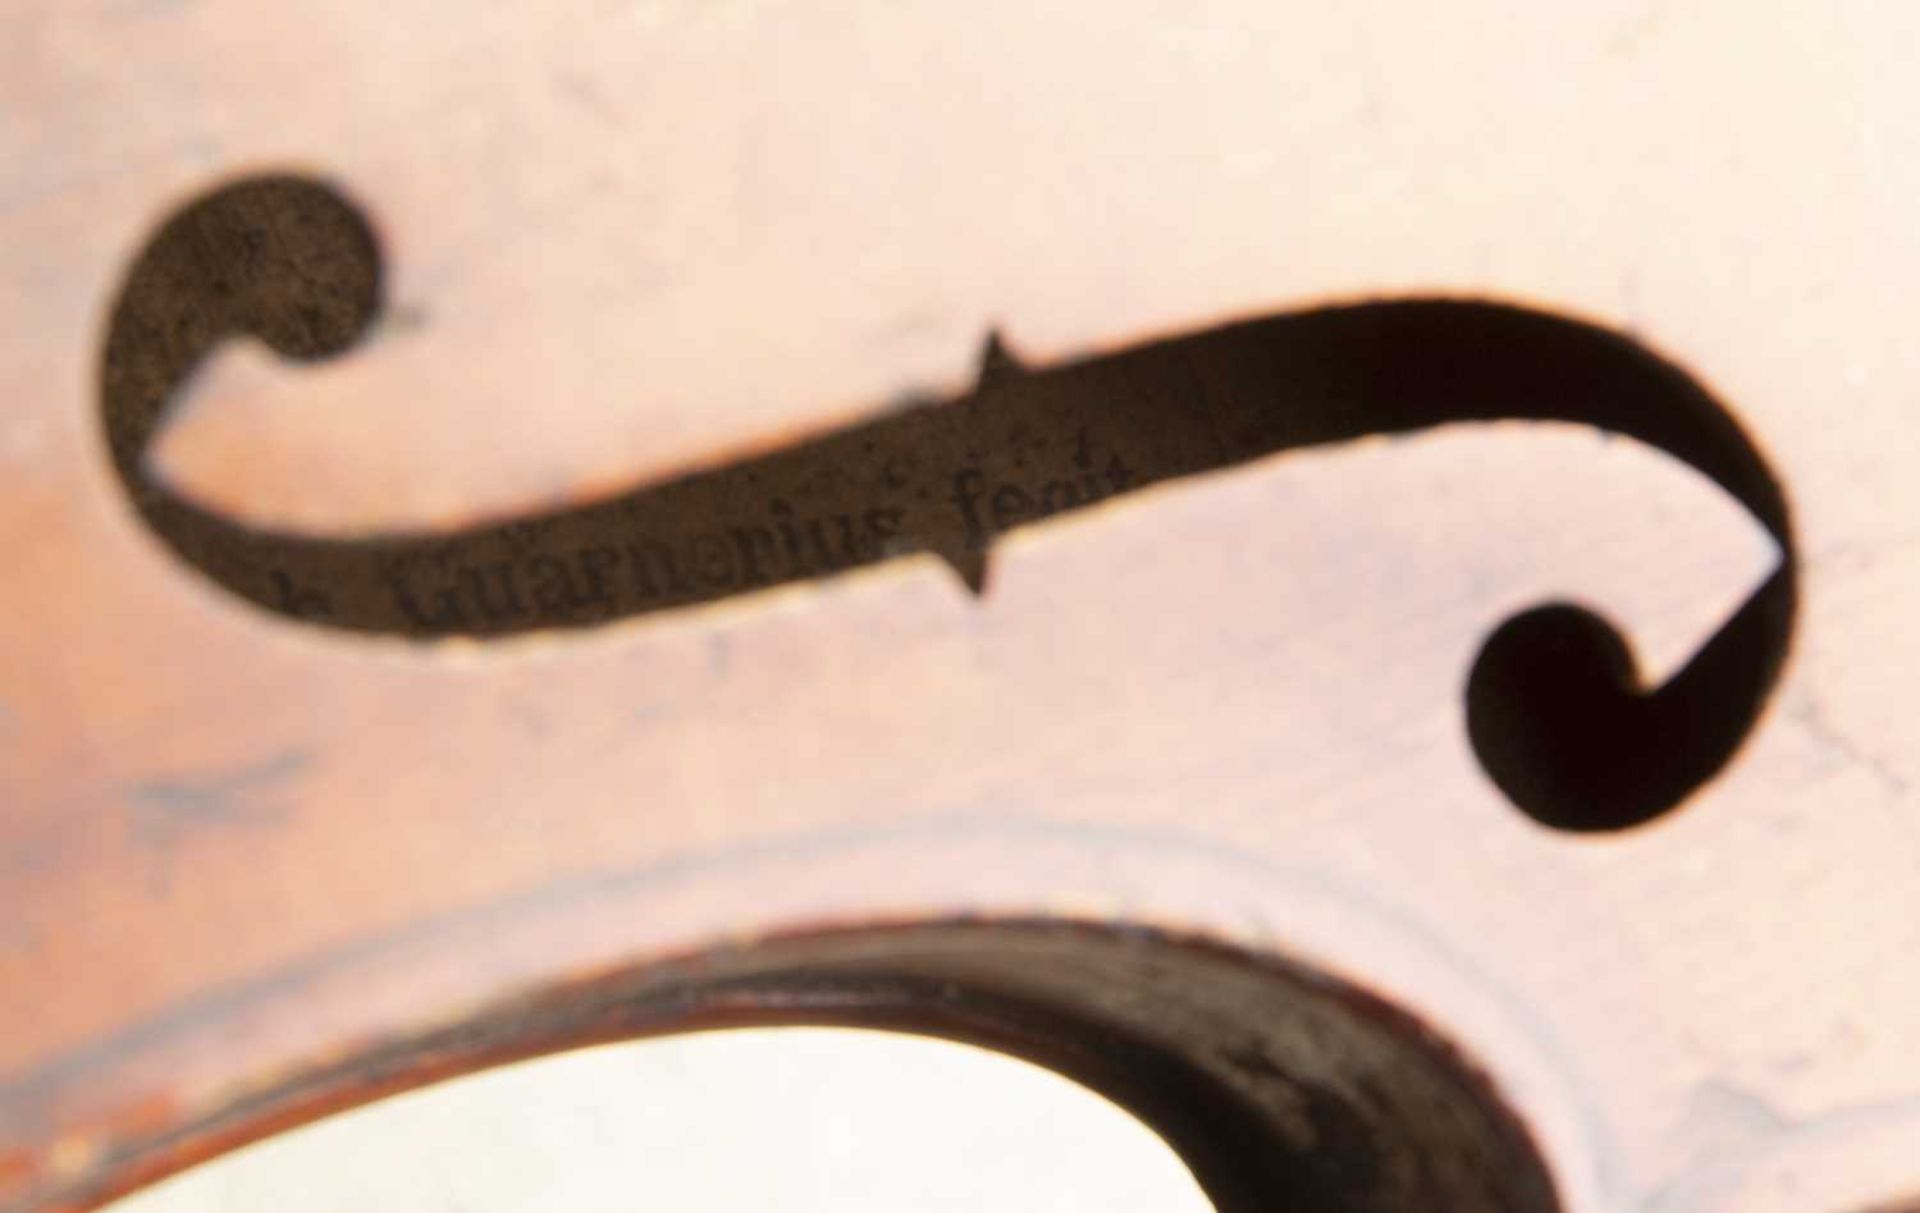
[
  {"left": 65, "top": 923, "right": 1566, "bottom": 1213},
  {"left": 101, "top": 174, "right": 1796, "bottom": 833}
]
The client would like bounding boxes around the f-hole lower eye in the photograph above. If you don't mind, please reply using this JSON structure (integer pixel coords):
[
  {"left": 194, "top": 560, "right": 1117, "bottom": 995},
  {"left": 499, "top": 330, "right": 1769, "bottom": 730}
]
[{"left": 101, "top": 172, "right": 1795, "bottom": 834}]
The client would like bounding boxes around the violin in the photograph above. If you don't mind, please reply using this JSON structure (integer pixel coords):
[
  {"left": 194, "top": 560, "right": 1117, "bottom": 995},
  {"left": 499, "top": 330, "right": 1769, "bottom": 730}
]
[{"left": 3, "top": 6, "right": 1913, "bottom": 1211}]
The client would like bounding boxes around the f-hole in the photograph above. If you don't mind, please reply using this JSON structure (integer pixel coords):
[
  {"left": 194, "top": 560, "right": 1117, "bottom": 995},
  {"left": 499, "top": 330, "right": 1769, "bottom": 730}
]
[{"left": 100, "top": 174, "right": 1797, "bottom": 833}]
